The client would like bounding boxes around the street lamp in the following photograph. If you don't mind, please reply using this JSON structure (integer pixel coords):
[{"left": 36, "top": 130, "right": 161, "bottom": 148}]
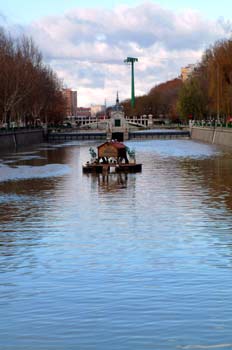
[{"left": 124, "top": 57, "right": 138, "bottom": 108}]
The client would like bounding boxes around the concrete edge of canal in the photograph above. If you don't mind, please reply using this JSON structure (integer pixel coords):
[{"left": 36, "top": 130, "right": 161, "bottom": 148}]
[
  {"left": 0, "top": 129, "right": 45, "bottom": 151},
  {"left": 191, "top": 126, "right": 232, "bottom": 147},
  {"left": 2, "top": 127, "right": 232, "bottom": 152}
]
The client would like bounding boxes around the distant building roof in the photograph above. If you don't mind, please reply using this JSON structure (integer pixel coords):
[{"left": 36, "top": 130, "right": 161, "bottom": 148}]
[{"left": 111, "top": 92, "right": 123, "bottom": 112}]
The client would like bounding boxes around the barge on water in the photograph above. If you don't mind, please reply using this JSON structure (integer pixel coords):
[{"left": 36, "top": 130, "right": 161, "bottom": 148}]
[{"left": 83, "top": 140, "right": 142, "bottom": 173}]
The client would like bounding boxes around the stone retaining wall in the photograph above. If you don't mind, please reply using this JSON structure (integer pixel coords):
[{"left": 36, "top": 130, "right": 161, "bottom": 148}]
[
  {"left": 191, "top": 126, "right": 232, "bottom": 147},
  {"left": 0, "top": 129, "right": 45, "bottom": 151}
]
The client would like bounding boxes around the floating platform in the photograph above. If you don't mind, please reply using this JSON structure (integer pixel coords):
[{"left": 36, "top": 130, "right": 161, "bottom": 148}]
[
  {"left": 82, "top": 163, "right": 142, "bottom": 174},
  {"left": 83, "top": 140, "right": 142, "bottom": 174}
]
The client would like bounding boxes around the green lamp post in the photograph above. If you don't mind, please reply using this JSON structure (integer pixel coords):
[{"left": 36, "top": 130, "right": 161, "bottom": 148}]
[{"left": 124, "top": 57, "right": 138, "bottom": 108}]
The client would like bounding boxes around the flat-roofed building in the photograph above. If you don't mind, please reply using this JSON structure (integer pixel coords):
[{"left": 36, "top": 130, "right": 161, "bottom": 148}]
[
  {"left": 62, "top": 89, "right": 78, "bottom": 116},
  {"left": 76, "top": 107, "right": 91, "bottom": 117}
]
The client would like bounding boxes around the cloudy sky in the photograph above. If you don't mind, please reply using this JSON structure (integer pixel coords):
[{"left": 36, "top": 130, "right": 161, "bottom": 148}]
[{"left": 0, "top": 1, "right": 232, "bottom": 106}]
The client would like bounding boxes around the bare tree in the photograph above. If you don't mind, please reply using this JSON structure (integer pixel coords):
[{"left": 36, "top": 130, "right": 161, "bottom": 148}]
[{"left": 0, "top": 27, "right": 66, "bottom": 128}]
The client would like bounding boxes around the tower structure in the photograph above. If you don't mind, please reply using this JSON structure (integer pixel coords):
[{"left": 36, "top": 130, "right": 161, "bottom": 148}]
[{"left": 124, "top": 57, "right": 138, "bottom": 108}]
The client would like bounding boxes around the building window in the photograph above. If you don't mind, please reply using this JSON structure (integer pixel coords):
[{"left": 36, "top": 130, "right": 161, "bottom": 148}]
[{"left": 115, "top": 119, "right": 121, "bottom": 127}]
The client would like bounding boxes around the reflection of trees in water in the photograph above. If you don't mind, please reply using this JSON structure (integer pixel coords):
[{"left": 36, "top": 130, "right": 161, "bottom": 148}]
[
  {"left": 180, "top": 155, "right": 232, "bottom": 212},
  {"left": 0, "top": 179, "right": 61, "bottom": 253},
  {"left": 3, "top": 146, "right": 73, "bottom": 167},
  {"left": 40, "top": 146, "right": 76, "bottom": 165},
  {"left": 0, "top": 144, "right": 82, "bottom": 227},
  {"left": 0, "top": 178, "right": 57, "bottom": 197}
]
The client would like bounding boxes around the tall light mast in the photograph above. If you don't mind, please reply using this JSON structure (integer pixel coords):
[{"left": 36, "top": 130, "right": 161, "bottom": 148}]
[{"left": 124, "top": 57, "right": 138, "bottom": 108}]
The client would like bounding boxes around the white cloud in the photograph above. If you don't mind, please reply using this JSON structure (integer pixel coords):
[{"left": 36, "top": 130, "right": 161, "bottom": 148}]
[{"left": 2, "top": 2, "right": 232, "bottom": 106}]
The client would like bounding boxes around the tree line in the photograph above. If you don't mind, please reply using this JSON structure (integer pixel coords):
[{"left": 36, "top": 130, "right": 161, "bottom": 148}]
[
  {"left": 0, "top": 28, "right": 66, "bottom": 128},
  {"left": 122, "top": 38, "right": 232, "bottom": 124},
  {"left": 122, "top": 78, "right": 183, "bottom": 122},
  {"left": 178, "top": 39, "right": 232, "bottom": 122}
]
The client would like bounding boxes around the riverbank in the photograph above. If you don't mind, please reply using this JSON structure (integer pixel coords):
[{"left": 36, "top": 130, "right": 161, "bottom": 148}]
[
  {"left": 0, "top": 128, "right": 45, "bottom": 151},
  {"left": 191, "top": 126, "right": 232, "bottom": 147}
]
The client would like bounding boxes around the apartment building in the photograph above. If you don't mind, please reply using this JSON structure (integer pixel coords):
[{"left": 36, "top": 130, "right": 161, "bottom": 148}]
[{"left": 62, "top": 89, "right": 78, "bottom": 116}]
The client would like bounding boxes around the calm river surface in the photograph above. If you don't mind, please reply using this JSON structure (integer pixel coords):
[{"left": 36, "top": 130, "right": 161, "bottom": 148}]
[{"left": 1, "top": 139, "right": 232, "bottom": 350}]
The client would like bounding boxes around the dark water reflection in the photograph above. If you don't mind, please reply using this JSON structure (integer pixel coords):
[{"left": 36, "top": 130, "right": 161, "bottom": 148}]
[{"left": 1, "top": 140, "right": 232, "bottom": 350}]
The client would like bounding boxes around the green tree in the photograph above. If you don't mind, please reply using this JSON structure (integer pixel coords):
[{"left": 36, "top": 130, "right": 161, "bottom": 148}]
[{"left": 177, "top": 78, "right": 207, "bottom": 120}]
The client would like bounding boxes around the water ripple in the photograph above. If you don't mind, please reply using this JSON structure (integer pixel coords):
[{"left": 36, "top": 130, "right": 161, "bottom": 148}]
[{"left": 0, "top": 140, "right": 232, "bottom": 349}]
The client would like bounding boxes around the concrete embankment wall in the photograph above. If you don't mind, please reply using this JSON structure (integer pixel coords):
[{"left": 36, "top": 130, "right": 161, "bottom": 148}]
[
  {"left": 48, "top": 130, "right": 190, "bottom": 142},
  {"left": 0, "top": 129, "right": 45, "bottom": 151},
  {"left": 129, "top": 130, "right": 190, "bottom": 140},
  {"left": 191, "top": 126, "right": 232, "bottom": 147},
  {"left": 48, "top": 132, "right": 106, "bottom": 141}
]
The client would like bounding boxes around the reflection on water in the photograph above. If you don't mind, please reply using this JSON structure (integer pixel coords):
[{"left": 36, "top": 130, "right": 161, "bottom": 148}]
[
  {"left": 1, "top": 140, "right": 232, "bottom": 350},
  {"left": 91, "top": 173, "right": 128, "bottom": 192}
]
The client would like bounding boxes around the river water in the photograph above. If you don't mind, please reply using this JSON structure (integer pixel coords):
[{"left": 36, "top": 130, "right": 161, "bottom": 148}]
[{"left": 1, "top": 139, "right": 232, "bottom": 350}]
